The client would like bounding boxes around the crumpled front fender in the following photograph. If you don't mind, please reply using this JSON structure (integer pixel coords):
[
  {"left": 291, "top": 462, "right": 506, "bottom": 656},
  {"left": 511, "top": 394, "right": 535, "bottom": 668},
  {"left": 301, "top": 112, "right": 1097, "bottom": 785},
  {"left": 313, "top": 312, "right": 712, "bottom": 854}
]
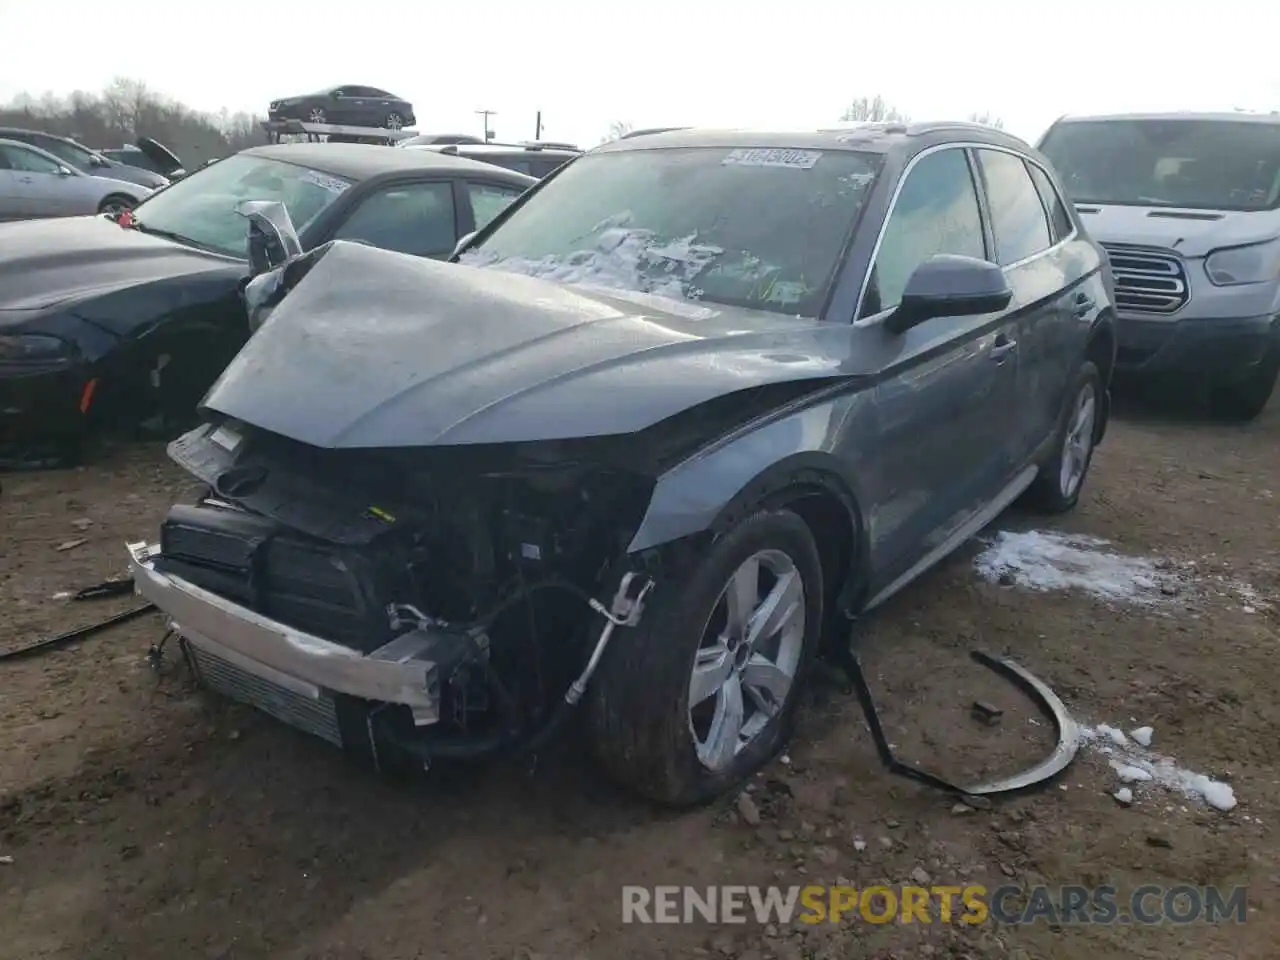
[{"left": 626, "top": 388, "right": 872, "bottom": 553}]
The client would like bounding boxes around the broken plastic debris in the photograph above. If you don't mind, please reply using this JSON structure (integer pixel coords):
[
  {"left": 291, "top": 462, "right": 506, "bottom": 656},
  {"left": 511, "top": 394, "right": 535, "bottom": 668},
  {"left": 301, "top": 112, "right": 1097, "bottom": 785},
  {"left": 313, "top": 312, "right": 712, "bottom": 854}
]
[
  {"left": 1114, "top": 787, "right": 1134, "bottom": 805},
  {"left": 1130, "top": 726, "right": 1154, "bottom": 747}
]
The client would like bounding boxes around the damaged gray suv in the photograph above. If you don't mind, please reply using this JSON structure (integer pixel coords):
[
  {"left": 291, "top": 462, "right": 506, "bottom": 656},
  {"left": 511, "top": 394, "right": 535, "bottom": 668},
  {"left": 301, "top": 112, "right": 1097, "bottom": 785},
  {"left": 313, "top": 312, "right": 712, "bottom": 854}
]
[{"left": 128, "top": 124, "right": 1116, "bottom": 806}]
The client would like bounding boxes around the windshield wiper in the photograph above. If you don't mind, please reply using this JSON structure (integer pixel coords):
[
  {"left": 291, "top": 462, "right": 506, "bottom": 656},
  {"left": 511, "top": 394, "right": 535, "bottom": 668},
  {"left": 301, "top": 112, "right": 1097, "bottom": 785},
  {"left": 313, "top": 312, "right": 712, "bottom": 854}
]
[{"left": 128, "top": 220, "right": 222, "bottom": 254}]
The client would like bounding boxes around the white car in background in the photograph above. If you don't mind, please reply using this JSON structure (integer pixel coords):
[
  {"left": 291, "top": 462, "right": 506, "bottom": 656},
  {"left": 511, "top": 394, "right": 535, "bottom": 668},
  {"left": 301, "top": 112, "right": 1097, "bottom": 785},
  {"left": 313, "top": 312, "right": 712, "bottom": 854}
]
[{"left": 0, "top": 139, "right": 152, "bottom": 221}]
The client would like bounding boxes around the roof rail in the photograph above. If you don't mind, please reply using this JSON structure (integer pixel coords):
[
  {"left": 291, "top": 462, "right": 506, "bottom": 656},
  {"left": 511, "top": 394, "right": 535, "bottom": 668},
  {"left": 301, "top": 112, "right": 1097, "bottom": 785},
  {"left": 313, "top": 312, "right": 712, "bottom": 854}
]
[
  {"left": 426, "top": 139, "right": 583, "bottom": 154},
  {"left": 618, "top": 126, "right": 690, "bottom": 139},
  {"left": 521, "top": 139, "right": 581, "bottom": 150}
]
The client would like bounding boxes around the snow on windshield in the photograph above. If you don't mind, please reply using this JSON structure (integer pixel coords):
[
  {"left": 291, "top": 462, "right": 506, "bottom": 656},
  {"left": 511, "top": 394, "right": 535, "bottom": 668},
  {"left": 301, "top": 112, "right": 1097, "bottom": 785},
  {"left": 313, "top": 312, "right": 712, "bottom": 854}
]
[
  {"left": 461, "top": 214, "right": 724, "bottom": 302},
  {"left": 459, "top": 147, "right": 882, "bottom": 317}
]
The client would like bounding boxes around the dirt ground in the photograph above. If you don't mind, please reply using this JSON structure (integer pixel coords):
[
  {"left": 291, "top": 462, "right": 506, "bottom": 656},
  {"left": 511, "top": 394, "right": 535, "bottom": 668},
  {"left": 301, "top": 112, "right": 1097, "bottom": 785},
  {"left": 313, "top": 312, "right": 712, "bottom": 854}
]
[{"left": 2, "top": 393, "right": 1277, "bottom": 960}]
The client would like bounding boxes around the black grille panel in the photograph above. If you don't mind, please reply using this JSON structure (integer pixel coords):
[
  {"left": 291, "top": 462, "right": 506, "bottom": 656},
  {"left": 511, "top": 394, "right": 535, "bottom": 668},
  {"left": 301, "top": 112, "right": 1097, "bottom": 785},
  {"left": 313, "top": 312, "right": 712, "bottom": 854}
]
[
  {"left": 1101, "top": 244, "right": 1190, "bottom": 315},
  {"left": 156, "top": 503, "right": 397, "bottom": 652}
]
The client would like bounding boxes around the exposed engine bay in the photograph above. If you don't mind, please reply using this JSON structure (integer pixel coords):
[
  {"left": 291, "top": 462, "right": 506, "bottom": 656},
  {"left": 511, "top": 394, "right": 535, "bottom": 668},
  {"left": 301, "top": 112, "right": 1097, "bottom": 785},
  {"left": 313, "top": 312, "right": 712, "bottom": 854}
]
[{"left": 145, "top": 414, "right": 676, "bottom": 767}]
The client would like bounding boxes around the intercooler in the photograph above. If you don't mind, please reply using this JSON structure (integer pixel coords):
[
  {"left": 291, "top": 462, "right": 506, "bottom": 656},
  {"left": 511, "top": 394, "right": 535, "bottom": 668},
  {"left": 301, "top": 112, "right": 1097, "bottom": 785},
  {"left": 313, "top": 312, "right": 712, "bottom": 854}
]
[
  {"left": 154, "top": 501, "right": 405, "bottom": 653},
  {"left": 182, "top": 632, "right": 343, "bottom": 746}
]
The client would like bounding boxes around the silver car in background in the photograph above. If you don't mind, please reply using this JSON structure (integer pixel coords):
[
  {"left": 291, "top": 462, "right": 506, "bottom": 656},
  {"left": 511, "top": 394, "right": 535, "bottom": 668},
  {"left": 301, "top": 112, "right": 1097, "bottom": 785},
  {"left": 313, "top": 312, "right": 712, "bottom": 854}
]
[{"left": 0, "top": 139, "right": 152, "bottom": 221}]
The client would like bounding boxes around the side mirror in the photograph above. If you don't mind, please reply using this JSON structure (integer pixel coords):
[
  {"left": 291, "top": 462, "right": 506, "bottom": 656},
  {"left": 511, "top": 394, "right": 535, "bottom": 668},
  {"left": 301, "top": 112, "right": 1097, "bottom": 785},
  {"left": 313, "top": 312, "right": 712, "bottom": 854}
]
[
  {"left": 451, "top": 230, "right": 478, "bottom": 260},
  {"left": 57, "top": 165, "right": 73, "bottom": 176},
  {"left": 884, "top": 255, "right": 1012, "bottom": 335},
  {"left": 331, "top": 90, "right": 343, "bottom": 99},
  {"left": 235, "top": 199, "right": 302, "bottom": 277}
]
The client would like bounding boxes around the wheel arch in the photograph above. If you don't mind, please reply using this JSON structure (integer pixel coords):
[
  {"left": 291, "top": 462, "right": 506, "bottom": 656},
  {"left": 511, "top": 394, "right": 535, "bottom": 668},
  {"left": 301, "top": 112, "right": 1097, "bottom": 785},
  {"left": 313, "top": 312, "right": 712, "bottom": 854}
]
[
  {"left": 1087, "top": 312, "right": 1117, "bottom": 444},
  {"left": 630, "top": 451, "right": 869, "bottom": 620}
]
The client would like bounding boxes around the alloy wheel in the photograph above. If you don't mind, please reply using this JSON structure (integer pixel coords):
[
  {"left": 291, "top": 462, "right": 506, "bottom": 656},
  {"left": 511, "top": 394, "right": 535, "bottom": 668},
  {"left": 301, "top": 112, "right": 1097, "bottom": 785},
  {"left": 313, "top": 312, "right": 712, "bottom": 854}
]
[
  {"left": 1059, "top": 381, "right": 1097, "bottom": 498},
  {"left": 688, "top": 549, "right": 806, "bottom": 772}
]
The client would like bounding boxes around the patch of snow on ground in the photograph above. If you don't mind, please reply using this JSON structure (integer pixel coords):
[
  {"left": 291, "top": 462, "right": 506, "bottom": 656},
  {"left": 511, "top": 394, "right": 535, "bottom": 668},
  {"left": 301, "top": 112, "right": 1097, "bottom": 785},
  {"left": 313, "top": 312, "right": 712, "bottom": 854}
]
[
  {"left": 974, "top": 531, "right": 1178, "bottom": 604},
  {"left": 1079, "top": 724, "right": 1237, "bottom": 812}
]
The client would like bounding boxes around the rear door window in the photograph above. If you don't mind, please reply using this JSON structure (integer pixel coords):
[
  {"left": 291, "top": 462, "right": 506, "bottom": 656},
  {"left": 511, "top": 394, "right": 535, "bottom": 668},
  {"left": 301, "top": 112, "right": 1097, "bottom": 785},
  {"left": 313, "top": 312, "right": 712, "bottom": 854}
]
[
  {"left": 1027, "top": 163, "right": 1074, "bottom": 243},
  {"left": 333, "top": 180, "right": 457, "bottom": 257},
  {"left": 466, "top": 181, "right": 525, "bottom": 229},
  {"left": 977, "top": 149, "right": 1054, "bottom": 266}
]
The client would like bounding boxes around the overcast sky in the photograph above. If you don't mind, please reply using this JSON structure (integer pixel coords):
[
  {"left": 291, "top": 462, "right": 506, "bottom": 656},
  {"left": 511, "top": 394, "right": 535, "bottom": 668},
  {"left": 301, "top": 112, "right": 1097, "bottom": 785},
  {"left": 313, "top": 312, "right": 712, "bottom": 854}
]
[{"left": 2, "top": 0, "right": 1277, "bottom": 146}]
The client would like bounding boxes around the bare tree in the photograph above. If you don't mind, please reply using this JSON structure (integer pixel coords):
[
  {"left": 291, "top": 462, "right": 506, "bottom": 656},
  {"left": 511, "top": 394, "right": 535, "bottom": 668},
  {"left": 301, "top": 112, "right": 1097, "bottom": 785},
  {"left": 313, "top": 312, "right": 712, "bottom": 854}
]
[
  {"left": 967, "top": 111, "right": 1005, "bottom": 130},
  {"left": 599, "top": 119, "right": 634, "bottom": 144},
  {"left": 840, "top": 96, "right": 909, "bottom": 123},
  {"left": 0, "top": 78, "right": 265, "bottom": 167}
]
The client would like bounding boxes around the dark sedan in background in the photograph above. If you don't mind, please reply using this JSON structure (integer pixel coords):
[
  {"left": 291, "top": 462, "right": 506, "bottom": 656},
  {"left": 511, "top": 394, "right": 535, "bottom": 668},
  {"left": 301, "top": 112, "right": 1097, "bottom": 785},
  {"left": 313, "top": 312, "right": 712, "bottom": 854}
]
[
  {"left": 0, "top": 143, "right": 532, "bottom": 467},
  {"left": 0, "top": 127, "right": 173, "bottom": 190},
  {"left": 268, "top": 86, "right": 416, "bottom": 129}
]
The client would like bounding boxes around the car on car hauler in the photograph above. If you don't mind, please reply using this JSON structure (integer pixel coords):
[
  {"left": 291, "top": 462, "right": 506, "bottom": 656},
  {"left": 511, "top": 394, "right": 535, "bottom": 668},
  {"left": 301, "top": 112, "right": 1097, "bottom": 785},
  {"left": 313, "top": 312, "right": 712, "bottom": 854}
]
[
  {"left": 127, "top": 123, "right": 1117, "bottom": 806},
  {"left": 1038, "top": 111, "right": 1280, "bottom": 420}
]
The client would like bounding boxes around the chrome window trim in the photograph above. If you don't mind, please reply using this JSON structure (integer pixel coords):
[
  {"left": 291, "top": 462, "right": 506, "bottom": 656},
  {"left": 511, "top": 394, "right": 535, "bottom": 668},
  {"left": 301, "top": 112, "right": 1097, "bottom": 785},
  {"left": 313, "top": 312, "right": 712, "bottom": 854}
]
[{"left": 853, "top": 141, "right": 1079, "bottom": 327}]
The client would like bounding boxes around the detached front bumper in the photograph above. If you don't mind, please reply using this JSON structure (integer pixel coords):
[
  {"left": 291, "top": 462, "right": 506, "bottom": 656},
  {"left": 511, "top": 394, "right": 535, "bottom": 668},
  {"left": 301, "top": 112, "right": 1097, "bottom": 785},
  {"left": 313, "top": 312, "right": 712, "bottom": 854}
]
[{"left": 127, "top": 541, "right": 443, "bottom": 724}]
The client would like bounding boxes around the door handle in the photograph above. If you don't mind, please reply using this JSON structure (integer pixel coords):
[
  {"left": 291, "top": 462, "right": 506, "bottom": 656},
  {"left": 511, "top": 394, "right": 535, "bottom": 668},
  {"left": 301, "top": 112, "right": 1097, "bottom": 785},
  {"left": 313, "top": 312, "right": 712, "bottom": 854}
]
[
  {"left": 991, "top": 336, "right": 1018, "bottom": 362},
  {"left": 17, "top": 176, "right": 33, "bottom": 183},
  {"left": 1072, "top": 292, "right": 1095, "bottom": 318}
]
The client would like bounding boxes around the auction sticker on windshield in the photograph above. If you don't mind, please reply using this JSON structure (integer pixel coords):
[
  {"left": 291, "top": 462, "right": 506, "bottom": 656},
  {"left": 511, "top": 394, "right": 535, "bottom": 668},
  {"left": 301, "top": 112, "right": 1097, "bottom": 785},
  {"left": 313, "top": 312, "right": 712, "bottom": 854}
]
[
  {"left": 722, "top": 148, "right": 821, "bottom": 169},
  {"left": 301, "top": 170, "right": 351, "bottom": 194}
]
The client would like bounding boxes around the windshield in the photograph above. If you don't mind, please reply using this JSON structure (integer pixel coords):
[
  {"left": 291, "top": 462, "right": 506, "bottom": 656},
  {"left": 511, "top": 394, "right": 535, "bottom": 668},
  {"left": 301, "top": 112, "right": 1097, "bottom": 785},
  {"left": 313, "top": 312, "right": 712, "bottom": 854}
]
[
  {"left": 461, "top": 146, "right": 882, "bottom": 317},
  {"left": 130, "top": 154, "right": 353, "bottom": 257},
  {"left": 1039, "top": 119, "right": 1280, "bottom": 211}
]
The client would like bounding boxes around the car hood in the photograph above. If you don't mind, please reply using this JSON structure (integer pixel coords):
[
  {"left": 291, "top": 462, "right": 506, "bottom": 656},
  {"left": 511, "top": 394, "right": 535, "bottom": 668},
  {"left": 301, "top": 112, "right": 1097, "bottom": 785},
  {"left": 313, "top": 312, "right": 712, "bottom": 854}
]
[
  {"left": 135, "top": 136, "right": 184, "bottom": 176},
  {"left": 203, "top": 241, "right": 862, "bottom": 449},
  {"left": 1076, "top": 203, "right": 1280, "bottom": 258},
  {"left": 0, "top": 215, "right": 244, "bottom": 322}
]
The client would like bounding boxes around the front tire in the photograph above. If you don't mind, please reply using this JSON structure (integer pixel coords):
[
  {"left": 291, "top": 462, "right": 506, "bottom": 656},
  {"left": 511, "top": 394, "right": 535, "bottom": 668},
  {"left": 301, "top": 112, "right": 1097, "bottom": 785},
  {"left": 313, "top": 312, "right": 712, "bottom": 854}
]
[
  {"left": 384, "top": 112, "right": 405, "bottom": 130},
  {"left": 308, "top": 107, "right": 327, "bottom": 123},
  {"left": 1027, "top": 361, "right": 1101, "bottom": 513},
  {"left": 587, "top": 509, "right": 823, "bottom": 806}
]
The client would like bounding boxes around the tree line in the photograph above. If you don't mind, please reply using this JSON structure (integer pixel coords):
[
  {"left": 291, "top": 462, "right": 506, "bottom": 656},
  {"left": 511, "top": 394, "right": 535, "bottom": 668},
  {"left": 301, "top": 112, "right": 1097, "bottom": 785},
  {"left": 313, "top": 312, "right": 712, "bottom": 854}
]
[
  {"left": 3, "top": 81, "right": 1004, "bottom": 164},
  {"left": 0, "top": 77, "right": 264, "bottom": 168}
]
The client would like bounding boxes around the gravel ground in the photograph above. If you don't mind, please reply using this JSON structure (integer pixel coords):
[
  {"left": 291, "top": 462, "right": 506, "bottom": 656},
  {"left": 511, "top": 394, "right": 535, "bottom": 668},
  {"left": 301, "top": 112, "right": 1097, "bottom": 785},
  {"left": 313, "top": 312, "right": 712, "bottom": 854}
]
[{"left": 2, "top": 393, "right": 1277, "bottom": 960}]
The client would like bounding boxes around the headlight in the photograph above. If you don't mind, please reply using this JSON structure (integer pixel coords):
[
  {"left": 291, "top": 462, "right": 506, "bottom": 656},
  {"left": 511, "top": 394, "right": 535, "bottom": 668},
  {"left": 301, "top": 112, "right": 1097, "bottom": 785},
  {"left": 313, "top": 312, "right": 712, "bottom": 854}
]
[
  {"left": 0, "top": 333, "right": 75, "bottom": 362},
  {"left": 1204, "top": 239, "right": 1280, "bottom": 286}
]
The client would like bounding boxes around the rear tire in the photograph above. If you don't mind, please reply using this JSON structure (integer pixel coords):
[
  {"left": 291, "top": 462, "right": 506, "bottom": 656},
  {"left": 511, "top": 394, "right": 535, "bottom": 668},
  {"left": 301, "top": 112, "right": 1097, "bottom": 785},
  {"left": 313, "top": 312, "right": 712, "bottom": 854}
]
[
  {"left": 1027, "top": 361, "right": 1101, "bottom": 514},
  {"left": 384, "top": 112, "right": 405, "bottom": 130},
  {"left": 1208, "top": 348, "right": 1278, "bottom": 422},
  {"left": 587, "top": 508, "right": 823, "bottom": 807}
]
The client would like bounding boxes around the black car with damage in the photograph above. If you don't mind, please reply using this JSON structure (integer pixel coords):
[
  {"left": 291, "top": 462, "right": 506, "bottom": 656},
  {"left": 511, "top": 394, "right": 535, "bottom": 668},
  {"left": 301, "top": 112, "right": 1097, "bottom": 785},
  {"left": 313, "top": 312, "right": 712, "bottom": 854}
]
[
  {"left": 128, "top": 124, "right": 1118, "bottom": 806},
  {"left": 0, "top": 143, "right": 533, "bottom": 466}
]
